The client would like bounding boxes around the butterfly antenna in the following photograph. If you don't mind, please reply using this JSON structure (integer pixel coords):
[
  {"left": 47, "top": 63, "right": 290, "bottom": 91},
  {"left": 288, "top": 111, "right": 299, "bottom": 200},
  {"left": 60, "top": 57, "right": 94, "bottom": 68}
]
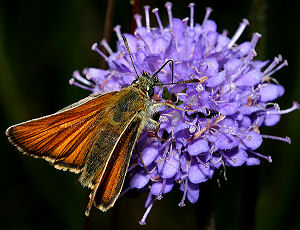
[
  {"left": 121, "top": 34, "right": 140, "bottom": 79},
  {"left": 152, "top": 59, "right": 174, "bottom": 83}
]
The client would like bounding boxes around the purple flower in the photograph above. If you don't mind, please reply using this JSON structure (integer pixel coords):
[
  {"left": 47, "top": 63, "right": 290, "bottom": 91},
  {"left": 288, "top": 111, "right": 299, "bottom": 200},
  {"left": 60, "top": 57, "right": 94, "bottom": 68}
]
[{"left": 70, "top": 2, "right": 298, "bottom": 224}]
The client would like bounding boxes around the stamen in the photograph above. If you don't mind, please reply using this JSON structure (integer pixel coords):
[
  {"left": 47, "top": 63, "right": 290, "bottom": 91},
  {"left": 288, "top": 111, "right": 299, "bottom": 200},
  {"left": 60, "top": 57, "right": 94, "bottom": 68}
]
[
  {"left": 157, "top": 178, "right": 166, "bottom": 200},
  {"left": 72, "top": 71, "right": 94, "bottom": 86},
  {"left": 267, "top": 101, "right": 299, "bottom": 115},
  {"left": 144, "top": 5, "right": 151, "bottom": 33},
  {"left": 261, "top": 134, "right": 291, "bottom": 144},
  {"left": 182, "top": 17, "right": 189, "bottom": 26},
  {"left": 113, "top": 25, "right": 122, "bottom": 42},
  {"left": 119, "top": 187, "right": 131, "bottom": 199},
  {"left": 188, "top": 3, "right": 195, "bottom": 29},
  {"left": 134, "top": 31, "right": 152, "bottom": 52},
  {"left": 69, "top": 78, "right": 94, "bottom": 91},
  {"left": 139, "top": 199, "right": 155, "bottom": 225},
  {"left": 82, "top": 67, "right": 89, "bottom": 75},
  {"left": 100, "top": 38, "right": 113, "bottom": 55},
  {"left": 221, "top": 158, "right": 228, "bottom": 181},
  {"left": 134, "top": 14, "right": 142, "bottom": 28},
  {"left": 202, "top": 7, "right": 213, "bottom": 25},
  {"left": 152, "top": 8, "right": 163, "bottom": 31},
  {"left": 85, "top": 73, "right": 94, "bottom": 81},
  {"left": 165, "top": 2, "right": 173, "bottom": 29},
  {"left": 182, "top": 17, "right": 189, "bottom": 59},
  {"left": 249, "top": 150, "right": 272, "bottom": 163},
  {"left": 178, "top": 178, "right": 188, "bottom": 207},
  {"left": 232, "top": 49, "right": 256, "bottom": 80},
  {"left": 228, "top": 19, "right": 249, "bottom": 48},
  {"left": 189, "top": 124, "right": 197, "bottom": 133},
  {"left": 262, "top": 55, "right": 282, "bottom": 76},
  {"left": 264, "top": 60, "right": 288, "bottom": 77},
  {"left": 251, "top": 32, "right": 262, "bottom": 49},
  {"left": 222, "top": 29, "right": 228, "bottom": 36},
  {"left": 91, "top": 43, "right": 108, "bottom": 60},
  {"left": 242, "top": 49, "right": 257, "bottom": 70}
]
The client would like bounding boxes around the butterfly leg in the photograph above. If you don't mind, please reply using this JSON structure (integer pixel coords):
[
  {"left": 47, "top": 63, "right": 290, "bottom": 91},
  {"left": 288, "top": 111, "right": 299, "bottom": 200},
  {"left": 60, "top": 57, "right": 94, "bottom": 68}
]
[
  {"left": 85, "top": 188, "right": 96, "bottom": 216},
  {"left": 147, "top": 119, "right": 170, "bottom": 142},
  {"left": 135, "top": 146, "right": 160, "bottom": 182}
]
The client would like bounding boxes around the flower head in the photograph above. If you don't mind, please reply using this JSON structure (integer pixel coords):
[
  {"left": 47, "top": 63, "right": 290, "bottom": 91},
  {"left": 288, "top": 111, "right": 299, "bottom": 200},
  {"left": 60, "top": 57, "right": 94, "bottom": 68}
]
[{"left": 70, "top": 2, "right": 298, "bottom": 224}]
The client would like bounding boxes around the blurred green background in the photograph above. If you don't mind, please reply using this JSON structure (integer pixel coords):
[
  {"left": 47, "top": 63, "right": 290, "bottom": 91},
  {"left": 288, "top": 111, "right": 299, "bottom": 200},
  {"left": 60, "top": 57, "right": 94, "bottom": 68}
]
[{"left": 1, "top": 0, "right": 299, "bottom": 229}]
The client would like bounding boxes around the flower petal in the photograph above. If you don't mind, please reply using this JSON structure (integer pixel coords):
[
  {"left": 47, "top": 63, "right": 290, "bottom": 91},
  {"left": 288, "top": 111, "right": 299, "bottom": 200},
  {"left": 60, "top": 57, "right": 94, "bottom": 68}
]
[{"left": 188, "top": 139, "right": 209, "bottom": 156}]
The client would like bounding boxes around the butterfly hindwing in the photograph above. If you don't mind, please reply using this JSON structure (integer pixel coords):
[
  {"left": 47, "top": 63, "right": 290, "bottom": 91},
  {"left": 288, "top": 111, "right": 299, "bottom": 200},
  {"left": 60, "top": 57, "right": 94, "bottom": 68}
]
[{"left": 94, "top": 112, "right": 143, "bottom": 211}]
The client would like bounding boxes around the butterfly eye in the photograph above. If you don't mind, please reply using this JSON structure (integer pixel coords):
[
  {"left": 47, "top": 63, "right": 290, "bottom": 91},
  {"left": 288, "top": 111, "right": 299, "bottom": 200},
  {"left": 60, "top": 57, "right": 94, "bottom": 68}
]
[
  {"left": 147, "top": 87, "right": 154, "bottom": 98},
  {"left": 131, "top": 79, "right": 138, "bottom": 85},
  {"left": 152, "top": 76, "right": 159, "bottom": 83}
]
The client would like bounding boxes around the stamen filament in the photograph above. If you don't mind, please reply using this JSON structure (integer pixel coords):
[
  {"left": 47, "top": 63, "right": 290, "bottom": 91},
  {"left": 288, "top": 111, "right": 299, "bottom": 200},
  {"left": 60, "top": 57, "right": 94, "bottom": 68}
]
[
  {"left": 266, "top": 102, "right": 299, "bottom": 115},
  {"left": 69, "top": 79, "right": 93, "bottom": 91},
  {"left": 139, "top": 199, "right": 154, "bottom": 225},
  {"left": 157, "top": 178, "right": 166, "bottom": 200},
  {"left": 202, "top": 7, "right": 213, "bottom": 25},
  {"left": 91, "top": 43, "right": 108, "bottom": 60},
  {"left": 261, "top": 134, "right": 291, "bottom": 144},
  {"left": 72, "top": 71, "right": 94, "bottom": 86},
  {"left": 178, "top": 178, "right": 188, "bottom": 207},
  {"left": 242, "top": 49, "right": 257, "bottom": 71},
  {"left": 152, "top": 8, "right": 163, "bottom": 31},
  {"left": 249, "top": 150, "right": 272, "bottom": 163},
  {"left": 228, "top": 19, "right": 249, "bottom": 48},
  {"left": 182, "top": 17, "right": 189, "bottom": 60},
  {"left": 264, "top": 60, "right": 288, "bottom": 77},
  {"left": 188, "top": 3, "right": 195, "bottom": 29},
  {"left": 134, "top": 14, "right": 142, "bottom": 28},
  {"left": 263, "top": 55, "right": 282, "bottom": 76},
  {"left": 251, "top": 32, "right": 262, "bottom": 49},
  {"left": 144, "top": 5, "right": 151, "bottom": 33},
  {"left": 113, "top": 25, "right": 122, "bottom": 42},
  {"left": 165, "top": 2, "right": 173, "bottom": 29},
  {"left": 100, "top": 38, "right": 113, "bottom": 55}
]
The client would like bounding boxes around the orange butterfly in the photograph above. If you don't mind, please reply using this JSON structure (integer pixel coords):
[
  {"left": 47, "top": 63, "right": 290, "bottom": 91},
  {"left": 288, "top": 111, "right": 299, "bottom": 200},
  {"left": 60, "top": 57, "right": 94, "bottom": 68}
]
[{"left": 6, "top": 35, "right": 206, "bottom": 216}]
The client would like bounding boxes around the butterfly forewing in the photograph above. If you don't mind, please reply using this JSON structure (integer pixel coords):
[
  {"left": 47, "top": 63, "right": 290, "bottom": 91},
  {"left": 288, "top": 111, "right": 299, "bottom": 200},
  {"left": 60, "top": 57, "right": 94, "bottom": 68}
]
[
  {"left": 7, "top": 85, "right": 151, "bottom": 215},
  {"left": 6, "top": 91, "right": 118, "bottom": 172}
]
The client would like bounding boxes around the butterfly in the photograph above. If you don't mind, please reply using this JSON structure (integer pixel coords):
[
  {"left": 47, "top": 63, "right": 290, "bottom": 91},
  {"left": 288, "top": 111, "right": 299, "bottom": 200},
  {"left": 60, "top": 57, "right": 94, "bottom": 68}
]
[{"left": 6, "top": 35, "right": 206, "bottom": 216}]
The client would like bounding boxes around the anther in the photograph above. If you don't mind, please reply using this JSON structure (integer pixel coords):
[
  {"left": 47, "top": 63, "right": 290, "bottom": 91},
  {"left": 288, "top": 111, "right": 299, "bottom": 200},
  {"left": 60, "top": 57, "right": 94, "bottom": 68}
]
[
  {"left": 165, "top": 2, "right": 173, "bottom": 29},
  {"left": 152, "top": 8, "right": 163, "bottom": 31}
]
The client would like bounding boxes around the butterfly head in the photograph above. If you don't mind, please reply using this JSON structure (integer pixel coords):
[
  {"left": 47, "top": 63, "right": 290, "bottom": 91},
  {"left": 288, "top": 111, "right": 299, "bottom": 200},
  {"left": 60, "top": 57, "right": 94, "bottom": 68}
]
[{"left": 131, "top": 70, "right": 159, "bottom": 98}]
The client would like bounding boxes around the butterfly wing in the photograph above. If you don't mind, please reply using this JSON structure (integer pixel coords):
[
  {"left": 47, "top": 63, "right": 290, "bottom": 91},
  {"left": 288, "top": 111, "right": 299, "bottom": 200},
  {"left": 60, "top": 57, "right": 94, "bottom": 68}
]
[
  {"left": 97, "top": 112, "right": 144, "bottom": 210},
  {"left": 82, "top": 111, "right": 144, "bottom": 215},
  {"left": 7, "top": 86, "right": 150, "bottom": 215},
  {"left": 6, "top": 92, "right": 118, "bottom": 173}
]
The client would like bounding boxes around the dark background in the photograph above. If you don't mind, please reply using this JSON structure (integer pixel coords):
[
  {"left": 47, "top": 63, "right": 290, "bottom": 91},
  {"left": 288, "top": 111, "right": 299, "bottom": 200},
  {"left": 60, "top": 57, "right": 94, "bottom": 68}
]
[{"left": 0, "top": 0, "right": 299, "bottom": 229}]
